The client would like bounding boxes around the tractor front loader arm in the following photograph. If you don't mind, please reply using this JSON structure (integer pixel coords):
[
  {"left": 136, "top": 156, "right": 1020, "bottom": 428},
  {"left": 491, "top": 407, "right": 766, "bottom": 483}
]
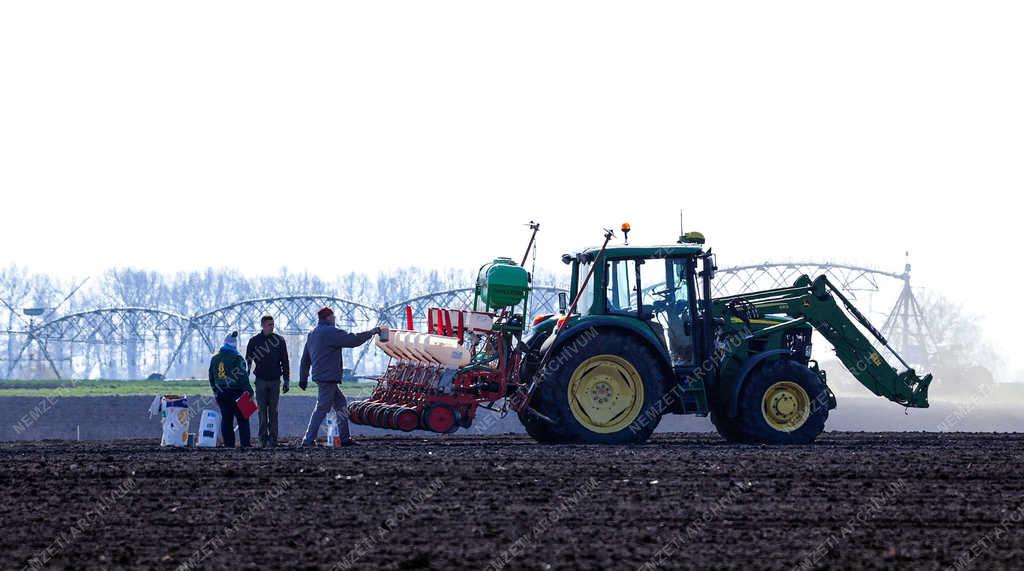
[{"left": 716, "top": 275, "right": 931, "bottom": 408}]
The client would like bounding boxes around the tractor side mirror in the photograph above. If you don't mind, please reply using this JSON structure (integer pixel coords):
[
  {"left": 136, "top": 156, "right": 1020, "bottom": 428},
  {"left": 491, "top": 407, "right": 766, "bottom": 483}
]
[
  {"left": 558, "top": 292, "right": 568, "bottom": 313},
  {"left": 701, "top": 252, "right": 716, "bottom": 280}
]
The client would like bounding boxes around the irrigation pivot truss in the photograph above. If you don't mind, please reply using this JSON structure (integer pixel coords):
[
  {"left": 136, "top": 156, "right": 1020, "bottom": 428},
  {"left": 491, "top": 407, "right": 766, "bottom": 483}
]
[
  {"left": 714, "top": 261, "right": 936, "bottom": 366},
  {"left": 712, "top": 262, "right": 904, "bottom": 299},
  {"left": 0, "top": 265, "right": 934, "bottom": 380},
  {"left": 1, "top": 287, "right": 568, "bottom": 380}
]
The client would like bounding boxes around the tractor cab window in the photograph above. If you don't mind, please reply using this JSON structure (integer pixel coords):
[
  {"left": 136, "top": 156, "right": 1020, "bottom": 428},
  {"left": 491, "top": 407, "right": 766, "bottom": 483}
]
[
  {"left": 642, "top": 258, "right": 694, "bottom": 365},
  {"left": 605, "top": 259, "right": 640, "bottom": 314},
  {"left": 597, "top": 256, "right": 694, "bottom": 364},
  {"left": 577, "top": 260, "right": 597, "bottom": 315}
]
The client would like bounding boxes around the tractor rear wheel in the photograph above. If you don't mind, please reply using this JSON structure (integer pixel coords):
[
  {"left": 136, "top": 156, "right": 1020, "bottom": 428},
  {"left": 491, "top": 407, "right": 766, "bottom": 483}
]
[
  {"left": 526, "top": 331, "right": 665, "bottom": 444},
  {"left": 733, "top": 359, "right": 828, "bottom": 444},
  {"left": 517, "top": 332, "right": 559, "bottom": 443},
  {"left": 517, "top": 404, "right": 558, "bottom": 443}
]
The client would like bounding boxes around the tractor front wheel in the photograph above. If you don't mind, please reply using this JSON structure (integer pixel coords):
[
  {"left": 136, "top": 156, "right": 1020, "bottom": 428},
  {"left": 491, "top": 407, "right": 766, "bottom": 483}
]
[
  {"left": 526, "top": 331, "right": 665, "bottom": 444},
  {"left": 732, "top": 359, "right": 828, "bottom": 444}
]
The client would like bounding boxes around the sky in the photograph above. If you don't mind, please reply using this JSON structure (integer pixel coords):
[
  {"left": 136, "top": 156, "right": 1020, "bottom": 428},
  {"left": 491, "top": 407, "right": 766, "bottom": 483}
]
[{"left": 1, "top": 1, "right": 1021, "bottom": 372}]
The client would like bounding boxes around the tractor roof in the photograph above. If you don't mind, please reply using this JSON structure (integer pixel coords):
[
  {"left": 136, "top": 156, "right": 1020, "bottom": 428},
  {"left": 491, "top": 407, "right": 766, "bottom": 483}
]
[{"left": 576, "top": 243, "right": 704, "bottom": 261}]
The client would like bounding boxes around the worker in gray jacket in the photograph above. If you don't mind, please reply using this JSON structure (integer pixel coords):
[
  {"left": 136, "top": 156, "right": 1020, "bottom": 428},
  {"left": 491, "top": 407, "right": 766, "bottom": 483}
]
[{"left": 299, "top": 306, "right": 384, "bottom": 447}]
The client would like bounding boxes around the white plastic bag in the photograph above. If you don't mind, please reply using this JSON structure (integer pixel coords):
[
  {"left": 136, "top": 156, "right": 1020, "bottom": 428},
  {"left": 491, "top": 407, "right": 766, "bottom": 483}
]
[
  {"left": 325, "top": 411, "right": 339, "bottom": 447},
  {"left": 160, "top": 395, "right": 189, "bottom": 447},
  {"left": 196, "top": 409, "right": 221, "bottom": 448},
  {"left": 147, "top": 394, "right": 162, "bottom": 418}
]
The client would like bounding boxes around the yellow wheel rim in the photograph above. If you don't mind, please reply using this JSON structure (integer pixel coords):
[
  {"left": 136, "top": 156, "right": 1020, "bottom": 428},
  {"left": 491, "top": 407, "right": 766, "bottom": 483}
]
[
  {"left": 761, "top": 381, "right": 810, "bottom": 432},
  {"left": 567, "top": 355, "right": 645, "bottom": 434}
]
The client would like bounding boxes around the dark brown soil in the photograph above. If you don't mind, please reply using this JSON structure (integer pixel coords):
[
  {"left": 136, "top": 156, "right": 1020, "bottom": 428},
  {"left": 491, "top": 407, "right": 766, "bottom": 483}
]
[{"left": 2, "top": 433, "right": 1023, "bottom": 570}]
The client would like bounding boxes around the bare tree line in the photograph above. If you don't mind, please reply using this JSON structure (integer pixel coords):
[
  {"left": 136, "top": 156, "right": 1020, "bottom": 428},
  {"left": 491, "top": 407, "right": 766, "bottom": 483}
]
[{"left": 0, "top": 265, "right": 565, "bottom": 318}]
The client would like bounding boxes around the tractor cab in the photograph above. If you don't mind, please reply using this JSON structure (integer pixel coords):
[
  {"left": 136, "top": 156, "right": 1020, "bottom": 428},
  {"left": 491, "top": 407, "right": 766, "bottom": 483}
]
[{"left": 562, "top": 236, "right": 709, "bottom": 368}]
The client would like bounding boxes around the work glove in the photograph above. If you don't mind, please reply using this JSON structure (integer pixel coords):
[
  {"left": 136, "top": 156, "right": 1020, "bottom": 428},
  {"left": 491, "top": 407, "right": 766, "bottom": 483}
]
[
  {"left": 299, "top": 379, "right": 308, "bottom": 391},
  {"left": 282, "top": 382, "right": 290, "bottom": 394}
]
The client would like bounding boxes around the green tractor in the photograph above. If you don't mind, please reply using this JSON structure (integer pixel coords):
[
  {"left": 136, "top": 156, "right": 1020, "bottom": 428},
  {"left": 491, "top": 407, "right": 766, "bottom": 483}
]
[{"left": 517, "top": 228, "right": 932, "bottom": 444}]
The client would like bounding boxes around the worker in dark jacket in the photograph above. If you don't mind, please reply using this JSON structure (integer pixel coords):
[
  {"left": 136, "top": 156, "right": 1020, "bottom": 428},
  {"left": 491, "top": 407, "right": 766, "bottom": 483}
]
[
  {"left": 245, "top": 315, "right": 290, "bottom": 448},
  {"left": 209, "top": 331, "right": 254, "bottom": 448},
  {"left": 299, "top": 307, "right": 384, "bottom": 447}
]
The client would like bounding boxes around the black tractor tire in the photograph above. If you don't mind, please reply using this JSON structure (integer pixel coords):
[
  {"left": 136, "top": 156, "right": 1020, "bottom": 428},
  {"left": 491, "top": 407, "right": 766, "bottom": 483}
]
[
  {"left": 526, "top": 330, "right": 665, "bottom": 444},
  {"left": 517, "top": 329, "right": 558, "bottom": 443},
  {"left": 733, "top": 359, "right": 828, "bottom": 444},
  {"left": 710, "top": 408, "right": 743, "bottom": 443},
  {"left": 517, "top": 404, "right": 558, "bottom": 443},
  {"left": 517, "top": 330, "right": 552, "bottom": 389}
]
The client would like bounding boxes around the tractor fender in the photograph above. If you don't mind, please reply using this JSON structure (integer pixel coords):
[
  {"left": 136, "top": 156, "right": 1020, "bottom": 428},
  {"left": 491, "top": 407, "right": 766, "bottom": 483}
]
[
  {"left": 524, "top": 319, "right": 557, "bottom": 351},
  {"left": 517, "top": 320, "right": 557, "bottom": 384},
  {"left": 726, "top": 349, "right": 796, "bottom": 418},
  {"left": 540, "top": 318, "right": 673, "bottom": 384}
]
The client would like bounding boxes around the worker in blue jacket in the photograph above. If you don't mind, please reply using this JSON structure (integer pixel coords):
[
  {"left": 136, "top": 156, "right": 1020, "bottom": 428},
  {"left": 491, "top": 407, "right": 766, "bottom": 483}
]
[{"left": 299, "top": 307, "right": 384, "bottom": 447}]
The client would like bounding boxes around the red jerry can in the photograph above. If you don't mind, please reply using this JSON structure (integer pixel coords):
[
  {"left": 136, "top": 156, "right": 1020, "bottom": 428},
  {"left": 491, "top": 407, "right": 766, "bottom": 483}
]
[{"left": 236, "top": 392, "right": 259, "bottom": 420}]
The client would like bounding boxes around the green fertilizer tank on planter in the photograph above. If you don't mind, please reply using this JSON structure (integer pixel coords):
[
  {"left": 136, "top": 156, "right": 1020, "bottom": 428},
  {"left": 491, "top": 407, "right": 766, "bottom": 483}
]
[{"left": 475, "top": 257, "right": 530, "bottom": 310}]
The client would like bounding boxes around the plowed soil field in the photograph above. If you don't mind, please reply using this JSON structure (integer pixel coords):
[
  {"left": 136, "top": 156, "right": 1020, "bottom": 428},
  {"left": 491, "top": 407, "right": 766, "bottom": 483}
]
[{"left": 2, "top": 433, "right": 1022, "bottom": 570}]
